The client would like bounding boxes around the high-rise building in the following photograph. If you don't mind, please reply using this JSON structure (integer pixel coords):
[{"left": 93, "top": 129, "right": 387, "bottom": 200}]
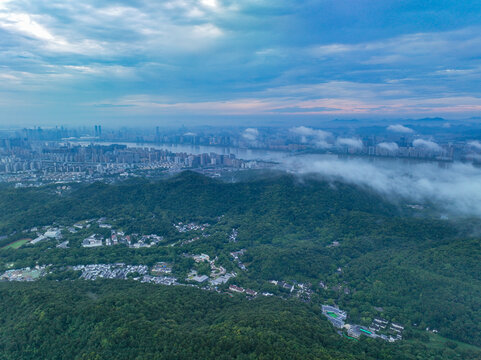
[{"left": 94, "top": 125, "right": 102, "bottom": 137}]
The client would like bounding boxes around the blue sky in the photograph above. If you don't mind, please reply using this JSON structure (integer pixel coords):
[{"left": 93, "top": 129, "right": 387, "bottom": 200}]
[{"left": 1, "top": 0, "right": 481, "bottom": 126}]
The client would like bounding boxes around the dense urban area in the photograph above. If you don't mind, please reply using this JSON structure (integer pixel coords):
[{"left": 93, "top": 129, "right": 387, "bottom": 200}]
[{"left": 1, "top": 122, "right": 481, "bottom": 185}]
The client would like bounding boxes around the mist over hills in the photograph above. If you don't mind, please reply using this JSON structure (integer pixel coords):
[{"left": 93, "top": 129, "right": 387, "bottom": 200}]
[{"left": 280, "top": 156, "right": 481, "bottom": 218}]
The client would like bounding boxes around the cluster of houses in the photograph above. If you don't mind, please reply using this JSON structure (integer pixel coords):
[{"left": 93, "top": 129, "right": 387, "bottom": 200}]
[
  {"left": 185, "top": 253, "right": 237, "bottom": 286},
  {"left": 109, "top": 231, "right": 163, "bottom": 248},
  {"left": 173, "top": 222, "right": 210, "bottom": 233},
  {"left": 2, "top": 223, "right": 80, "bottom": 248},
  {"left": 82, "top": 231, "right": 164, "bottom": 248},
  {"left": 227, "top": 278, "right": 314, "bottom": 300},
  {"left": 71, "top": 220, "right": 94, "bottom": 231},
  {"left": 270, "top": 279, "right": 295, "bottom": 292},
  {"left": 370, "top": 318, "right": 404, "bottom": 340},
  {"left": 228, "top": 284, "right": 258, "bottom": 297},
  {"left": 22, "top": 218, "right": 165, "bottom": 250},
  {"left": 66, "top": 260, "right": 305, "bottom": 304},
  {"left": 70, "top": 259, "right": 237, "bottom": 289},
  {"left": 151, "top": 262, "right": 172, "bottom": 274},
  {"left": 0, "top": 265, "right": 46, "bottom": 281},
  {"left": 192, "top": 253, "right": 210, "bottom": 262},
  {"left": 177, "top": 236, "right": 200, "bottom": 246},
  {"left": 210, "top": 272, "right": 235, "bottom": 286},
  {"left": 230, "top": 249, "right": 247, "bottom": 271},
  {"left": 17, "top": 218, "right": 235, "bottom": 253},
  {"left": 321, "top": 305, "right": 403, "bottom": 342},
  {"left": 169, "top": 234, "right": 211, "bottom": 247},
  {"left": 141, "top": 275, "right": 177, "bottom": 285},
  {"left": 72, "top": 263, "right": 178, "bottom": 285},
  {"left": 82, "top": 234, "right": 103, "bottom": 247},
  {"left": 72, "top": 264, "right": 149, "bottom": 280},
  {"left": 186, "top": 270, "right": 210, "bottom": 283},
  {"left": 269, "top": 280, "right": 312, "bottom": 295},
  {"left": 269, "top": 279, "right": 313, "bottom": 300},
  {"left": 31, "top": 228, "right": 62, "bottom": 245}
]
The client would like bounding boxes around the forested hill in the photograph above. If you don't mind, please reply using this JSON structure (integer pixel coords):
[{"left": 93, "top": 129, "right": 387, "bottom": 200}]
[
  {"left": 0, "top": 280, "right": 424, "bottom": 360},
  {"left": 1, "top": 171, "right": 481, "bottom": 359},
  {"left": 0, "top": 279, "right": 479, "bottom": 359},
  {"left": 1, "top": 171, "right": 399, "bottom": 235}
]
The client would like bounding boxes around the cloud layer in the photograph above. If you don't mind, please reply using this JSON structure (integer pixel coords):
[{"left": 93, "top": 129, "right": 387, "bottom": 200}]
[
  {"left": 413, "top": 139, "right": 443, "bottom": 152},
  {"left": 387, "top": 124, "right": 414, "bottom": 133},
  {"left": 282, "top": 155, "right": 481, "bottom": 218},
  {"left": 242, "top": 128, "right": 259, "bottom": 141},
  {"left": 377, "top": 142, "right": 399, "bottom": 152},
  {"left": 1, "top": 1, "right": 481, "bottom": 124},
  {"left": 290, "top": 126, "right": 332, "bottom": 148},
  {"left": 336, "top": 138, "right": 363, "bottom": 150}
]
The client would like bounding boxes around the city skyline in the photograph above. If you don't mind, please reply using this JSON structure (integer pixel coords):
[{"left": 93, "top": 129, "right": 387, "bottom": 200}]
[{"left": 1, "top": 1, "right": 481, "bottom": 126}]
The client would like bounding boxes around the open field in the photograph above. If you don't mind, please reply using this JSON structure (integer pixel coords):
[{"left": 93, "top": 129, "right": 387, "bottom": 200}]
[{"left": 2, "top": 238, "right": 30, "bottom": 249}]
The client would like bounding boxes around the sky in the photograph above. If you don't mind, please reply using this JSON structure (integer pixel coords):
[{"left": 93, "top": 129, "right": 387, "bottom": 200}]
[{"left": 1, "top": 0, "right": 481, "bottom": 126}]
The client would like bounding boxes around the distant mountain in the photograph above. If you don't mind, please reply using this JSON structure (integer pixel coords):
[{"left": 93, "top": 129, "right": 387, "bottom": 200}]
[{"left": 416, "top": 117, "right": 446, "bottom": 122}]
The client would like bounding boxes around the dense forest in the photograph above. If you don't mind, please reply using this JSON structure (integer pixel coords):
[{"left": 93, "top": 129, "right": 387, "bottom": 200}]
[
  {"left": 0, "top": 280, "right": 479, "bottom": 360},
  {"left": 1, "top": 171, "right": 481, "bottom": 359}
]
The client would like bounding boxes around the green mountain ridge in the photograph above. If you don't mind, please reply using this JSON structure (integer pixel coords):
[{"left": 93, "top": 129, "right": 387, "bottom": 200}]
[{"left": 0, "top": 171, "right": 480, "bottom": 359}]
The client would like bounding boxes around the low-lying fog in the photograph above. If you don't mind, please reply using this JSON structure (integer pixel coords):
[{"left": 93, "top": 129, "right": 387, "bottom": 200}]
[{"left": 280, "top": 155, "right": 481, "bottom": 218}]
